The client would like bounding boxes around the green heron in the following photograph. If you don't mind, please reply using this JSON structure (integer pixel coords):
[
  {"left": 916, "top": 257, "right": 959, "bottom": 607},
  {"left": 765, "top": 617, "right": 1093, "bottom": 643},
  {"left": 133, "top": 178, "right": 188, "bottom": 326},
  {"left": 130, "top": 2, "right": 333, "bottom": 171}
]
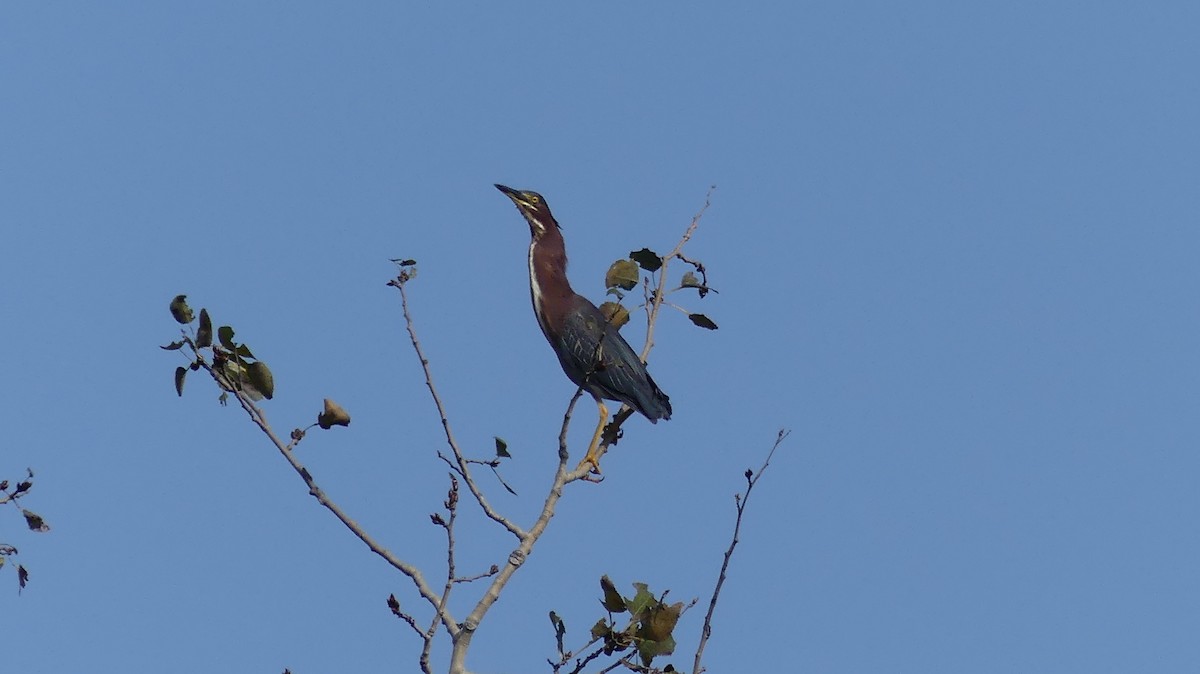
[{"left": 495, "top": 184, "right": 671, "bottom": 473}]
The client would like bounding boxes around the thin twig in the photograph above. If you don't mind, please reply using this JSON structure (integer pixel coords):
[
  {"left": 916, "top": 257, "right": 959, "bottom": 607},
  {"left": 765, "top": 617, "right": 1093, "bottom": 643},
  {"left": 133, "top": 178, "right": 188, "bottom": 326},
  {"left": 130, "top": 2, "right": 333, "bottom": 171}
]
[
  {"left": 422, "top": 473, "right": 460, "bottom": 672},
  {"left": 453, "top": 564, "right": 500, "bottom": 584},
  {"left": 692, "top": 428, "right": 789, "bottom": 674},
  {"left": 394, "top": 278, "right": 526, "bottom": 540},
  {"left": 391, "top": 605, "right": 424, "bottom": 636}
]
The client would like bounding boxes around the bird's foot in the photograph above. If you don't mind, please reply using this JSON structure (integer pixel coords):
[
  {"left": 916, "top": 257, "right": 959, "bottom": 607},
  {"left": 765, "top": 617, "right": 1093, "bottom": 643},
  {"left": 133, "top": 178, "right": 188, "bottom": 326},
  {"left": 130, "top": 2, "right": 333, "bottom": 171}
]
[{"left": 574, "top": 453, "right": 602, "bottom": 476}]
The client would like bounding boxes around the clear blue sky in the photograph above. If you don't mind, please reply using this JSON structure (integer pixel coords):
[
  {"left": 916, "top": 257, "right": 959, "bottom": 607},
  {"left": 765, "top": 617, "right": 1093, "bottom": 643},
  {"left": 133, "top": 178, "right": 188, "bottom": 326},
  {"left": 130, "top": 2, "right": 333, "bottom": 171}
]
[{"left": 4, "top": 3, "right": 1199, "bottom": 672}]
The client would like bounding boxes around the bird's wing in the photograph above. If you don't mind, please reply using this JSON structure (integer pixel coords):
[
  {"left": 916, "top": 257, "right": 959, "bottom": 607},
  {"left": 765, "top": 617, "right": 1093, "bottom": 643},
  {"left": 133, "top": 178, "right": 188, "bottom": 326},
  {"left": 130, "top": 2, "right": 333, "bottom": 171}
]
[{"left": 559, "top": 298, "right": 664, "bottom": 416}]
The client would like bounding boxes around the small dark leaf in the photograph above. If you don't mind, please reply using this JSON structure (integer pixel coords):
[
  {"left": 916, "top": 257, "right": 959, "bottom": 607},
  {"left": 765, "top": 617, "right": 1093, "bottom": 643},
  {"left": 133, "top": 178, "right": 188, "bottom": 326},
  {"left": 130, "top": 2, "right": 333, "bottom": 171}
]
[
  {"left": 14, "top": 481, "right": 31, "bottom": 495},
  {"left": 430, "top": 512, "right": 445, "bottom": 526},
  {"left": 22, "top": 509, "right": 50, "bottom": 533},
  {"left": 680, "top": 271, "right": 702, "bottom": 288},
  {"left": 600, "top": 575, "right": 627, "bottom": 613},
  {"left": 196, "top": 309, "right": 213, "bottom": 348},
  {"left": 246, "top": 361, "right": 274, "bottom": 400},
  {"left": 18, "top": 564, "right": 28, "bottom": 592},
  {"left": 0, "top": 480, "right": 7, "bottom": 490},
  {"left": 605, "top": 259, "right": 640, "bottom": 290},
  {"left": 387, "top": 593, "right": 401, "bottom": 614},
  {"left": 317, "top": 398, "right": 351, "bottom": 429},
  {"left": 494, "top": 437, "right": 511, "bottom": 458},
  {"left": 169, "top": 295, "right": 194, "bottom": 324},
  {"left": 391, "top": 258, "right": 417, "bottom": 267},
  {"left": 549, "top": 611, "right": 567, "bottom": 639},
  {"left": 235, "top": 344, "right": 255, "bottom": 359},
  {"left": 174, "top": 366, "right": 187, "bottom": 397},
  {"left": 218, "top": 326, "right": 236, "bottom": 350},
  {"left": 160, "top": 340, "right": 185, "bottom": 351},
  {"left": 688, "top": 313, "right": 719, "bottom": 330},
  {"left": 590, "top": 618, "right": 611, "bottom": 640},
  {"left": 630, "top": 248, "right": 663, "bottom": 272},
  {"left": 598, "top": 302, "right": 630, "bottom": 330}
]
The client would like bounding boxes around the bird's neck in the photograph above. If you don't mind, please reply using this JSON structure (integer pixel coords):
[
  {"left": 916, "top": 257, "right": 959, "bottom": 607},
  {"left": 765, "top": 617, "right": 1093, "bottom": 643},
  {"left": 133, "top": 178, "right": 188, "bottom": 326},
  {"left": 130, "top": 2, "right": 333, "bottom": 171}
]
[{"left": 528, "top": 236, "right": 574, "bottom": 337}]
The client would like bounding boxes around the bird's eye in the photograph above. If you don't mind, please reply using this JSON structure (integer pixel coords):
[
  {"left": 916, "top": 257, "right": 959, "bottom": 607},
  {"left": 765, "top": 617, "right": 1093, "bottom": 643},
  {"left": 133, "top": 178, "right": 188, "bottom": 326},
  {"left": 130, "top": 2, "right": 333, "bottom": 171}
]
[{"left": 526, "top": 194, "right": 540, "bottom": 204}]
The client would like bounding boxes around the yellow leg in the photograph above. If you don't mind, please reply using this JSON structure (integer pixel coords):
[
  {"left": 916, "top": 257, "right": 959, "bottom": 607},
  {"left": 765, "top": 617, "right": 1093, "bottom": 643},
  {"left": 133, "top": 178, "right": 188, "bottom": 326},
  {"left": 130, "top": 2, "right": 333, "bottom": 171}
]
[{"left": 577, "top": 399, "right": 609, "bottom": 474}]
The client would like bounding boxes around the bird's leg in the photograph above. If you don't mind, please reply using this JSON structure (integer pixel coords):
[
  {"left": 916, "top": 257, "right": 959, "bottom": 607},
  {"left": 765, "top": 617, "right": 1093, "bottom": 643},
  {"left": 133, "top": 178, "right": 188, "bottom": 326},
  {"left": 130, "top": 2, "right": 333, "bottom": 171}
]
[{"left": 576, "top": 399, "right": 609, "bottom": 474}]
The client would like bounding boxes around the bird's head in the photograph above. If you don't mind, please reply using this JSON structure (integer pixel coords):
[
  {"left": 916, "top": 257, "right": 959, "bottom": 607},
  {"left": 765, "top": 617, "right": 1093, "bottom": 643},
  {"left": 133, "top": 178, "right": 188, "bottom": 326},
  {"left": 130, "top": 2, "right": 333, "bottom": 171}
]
[{"left": 495, "top": 184, "right": 560, "bottom": 239}]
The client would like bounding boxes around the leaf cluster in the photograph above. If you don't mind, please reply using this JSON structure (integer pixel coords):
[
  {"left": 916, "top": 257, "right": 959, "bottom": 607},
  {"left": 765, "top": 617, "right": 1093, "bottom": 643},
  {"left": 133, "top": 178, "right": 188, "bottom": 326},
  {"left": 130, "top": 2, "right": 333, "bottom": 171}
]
[
  {"left": 550, "top": 575, "right": 686, "bottom": 672},
  {"left": 163, "top": 295, "right": 275, "bottom": 402},
  {"left": 0, "top": 467, "right": 51, "bottom": 594},
  {"left": 602, "top": 249, "right": 718, "bottom": 333}
]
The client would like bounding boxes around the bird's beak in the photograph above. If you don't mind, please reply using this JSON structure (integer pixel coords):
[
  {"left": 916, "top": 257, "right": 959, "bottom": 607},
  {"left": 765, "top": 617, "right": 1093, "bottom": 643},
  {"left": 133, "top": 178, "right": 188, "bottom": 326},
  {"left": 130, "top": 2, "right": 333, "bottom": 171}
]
[{"left": 495, "top": 184, "right": 535, "bottom": 215}]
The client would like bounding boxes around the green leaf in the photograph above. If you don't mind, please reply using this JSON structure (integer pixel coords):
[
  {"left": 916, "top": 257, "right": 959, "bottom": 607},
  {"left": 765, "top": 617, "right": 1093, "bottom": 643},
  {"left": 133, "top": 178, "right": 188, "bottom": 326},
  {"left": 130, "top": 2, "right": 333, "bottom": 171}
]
[
  {"left": 217, "top": 360, "right": 252, "bottom": 398},
  {"left": 638, "top": 634, "right": 677, "bottom": 667},
  {"left": 174, "top": 366, "right": 187, "bottom": 397},
  {"left": 196, "top": 308, "right": 213, "bottom": 348},
  {"left": 494, "top": 437, "right": 511, "bottom": 458},
  {"left": 169, "top": 295, "right": 194, "bottom": 324},
  {"left": 688, "top": 313, "right": 719, "bottom": 330},
  {"left": 235, "top": 344, "right": 255, "bottom": 359},
  {"left": 600, "top": 575, "right": 627, "bottom": 613},
  {"left": 680, "top": 271, "right": 702, "bottom": 288},
  {"left": 218, "top": 326, "right": 236, "bottom": 350},
  {"left": 598, "top": 302, "right": 630, "bottom": 330},
  {"left": 246, "top": 361, "right": 275, "bottom": 400},
  {"left": 590, "top": 618, "right": 610, "bottom": 640},
  {"left": 626, "top": 582, "right": 655, "bottom": 616},
  {"left": 160, "top": 340, "right": 185, "bottom": 351},
  {"left": 605, "top": 259, "right": 640, "bottom": 290},
  {"left": 630, "top": 248, "right": 663, "bottom": 272}
]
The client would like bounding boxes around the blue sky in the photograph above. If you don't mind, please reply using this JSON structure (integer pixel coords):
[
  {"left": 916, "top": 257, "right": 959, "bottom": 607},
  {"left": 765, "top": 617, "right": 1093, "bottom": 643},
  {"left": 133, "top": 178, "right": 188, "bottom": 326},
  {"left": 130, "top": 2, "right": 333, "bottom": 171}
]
[{"left": 4, "top": 2, "right": 1199, "bottom": 672}]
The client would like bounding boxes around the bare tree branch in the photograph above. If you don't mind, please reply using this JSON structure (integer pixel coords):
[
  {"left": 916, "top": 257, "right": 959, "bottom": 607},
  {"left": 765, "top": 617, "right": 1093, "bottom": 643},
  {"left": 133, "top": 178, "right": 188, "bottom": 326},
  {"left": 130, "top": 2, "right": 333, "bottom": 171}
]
[
  {"left": 692, "top": 428, "right": 790, "bottom": 674},
  {"left": 393, "top": 276, "right": 526, "bottom": 541},
  {"left": 192, "top": 358, "right": 460, "bottom": 639},
  {"left": 447, "top": 391, "right": 584, "bottom": 672}
]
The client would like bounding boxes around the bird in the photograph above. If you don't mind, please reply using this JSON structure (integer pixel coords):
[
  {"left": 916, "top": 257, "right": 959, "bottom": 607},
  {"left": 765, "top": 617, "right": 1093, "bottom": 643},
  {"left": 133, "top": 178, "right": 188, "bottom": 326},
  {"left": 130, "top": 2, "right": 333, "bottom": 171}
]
[{"left": 495, "top": 184, "right": 671, "bottom": 473}]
